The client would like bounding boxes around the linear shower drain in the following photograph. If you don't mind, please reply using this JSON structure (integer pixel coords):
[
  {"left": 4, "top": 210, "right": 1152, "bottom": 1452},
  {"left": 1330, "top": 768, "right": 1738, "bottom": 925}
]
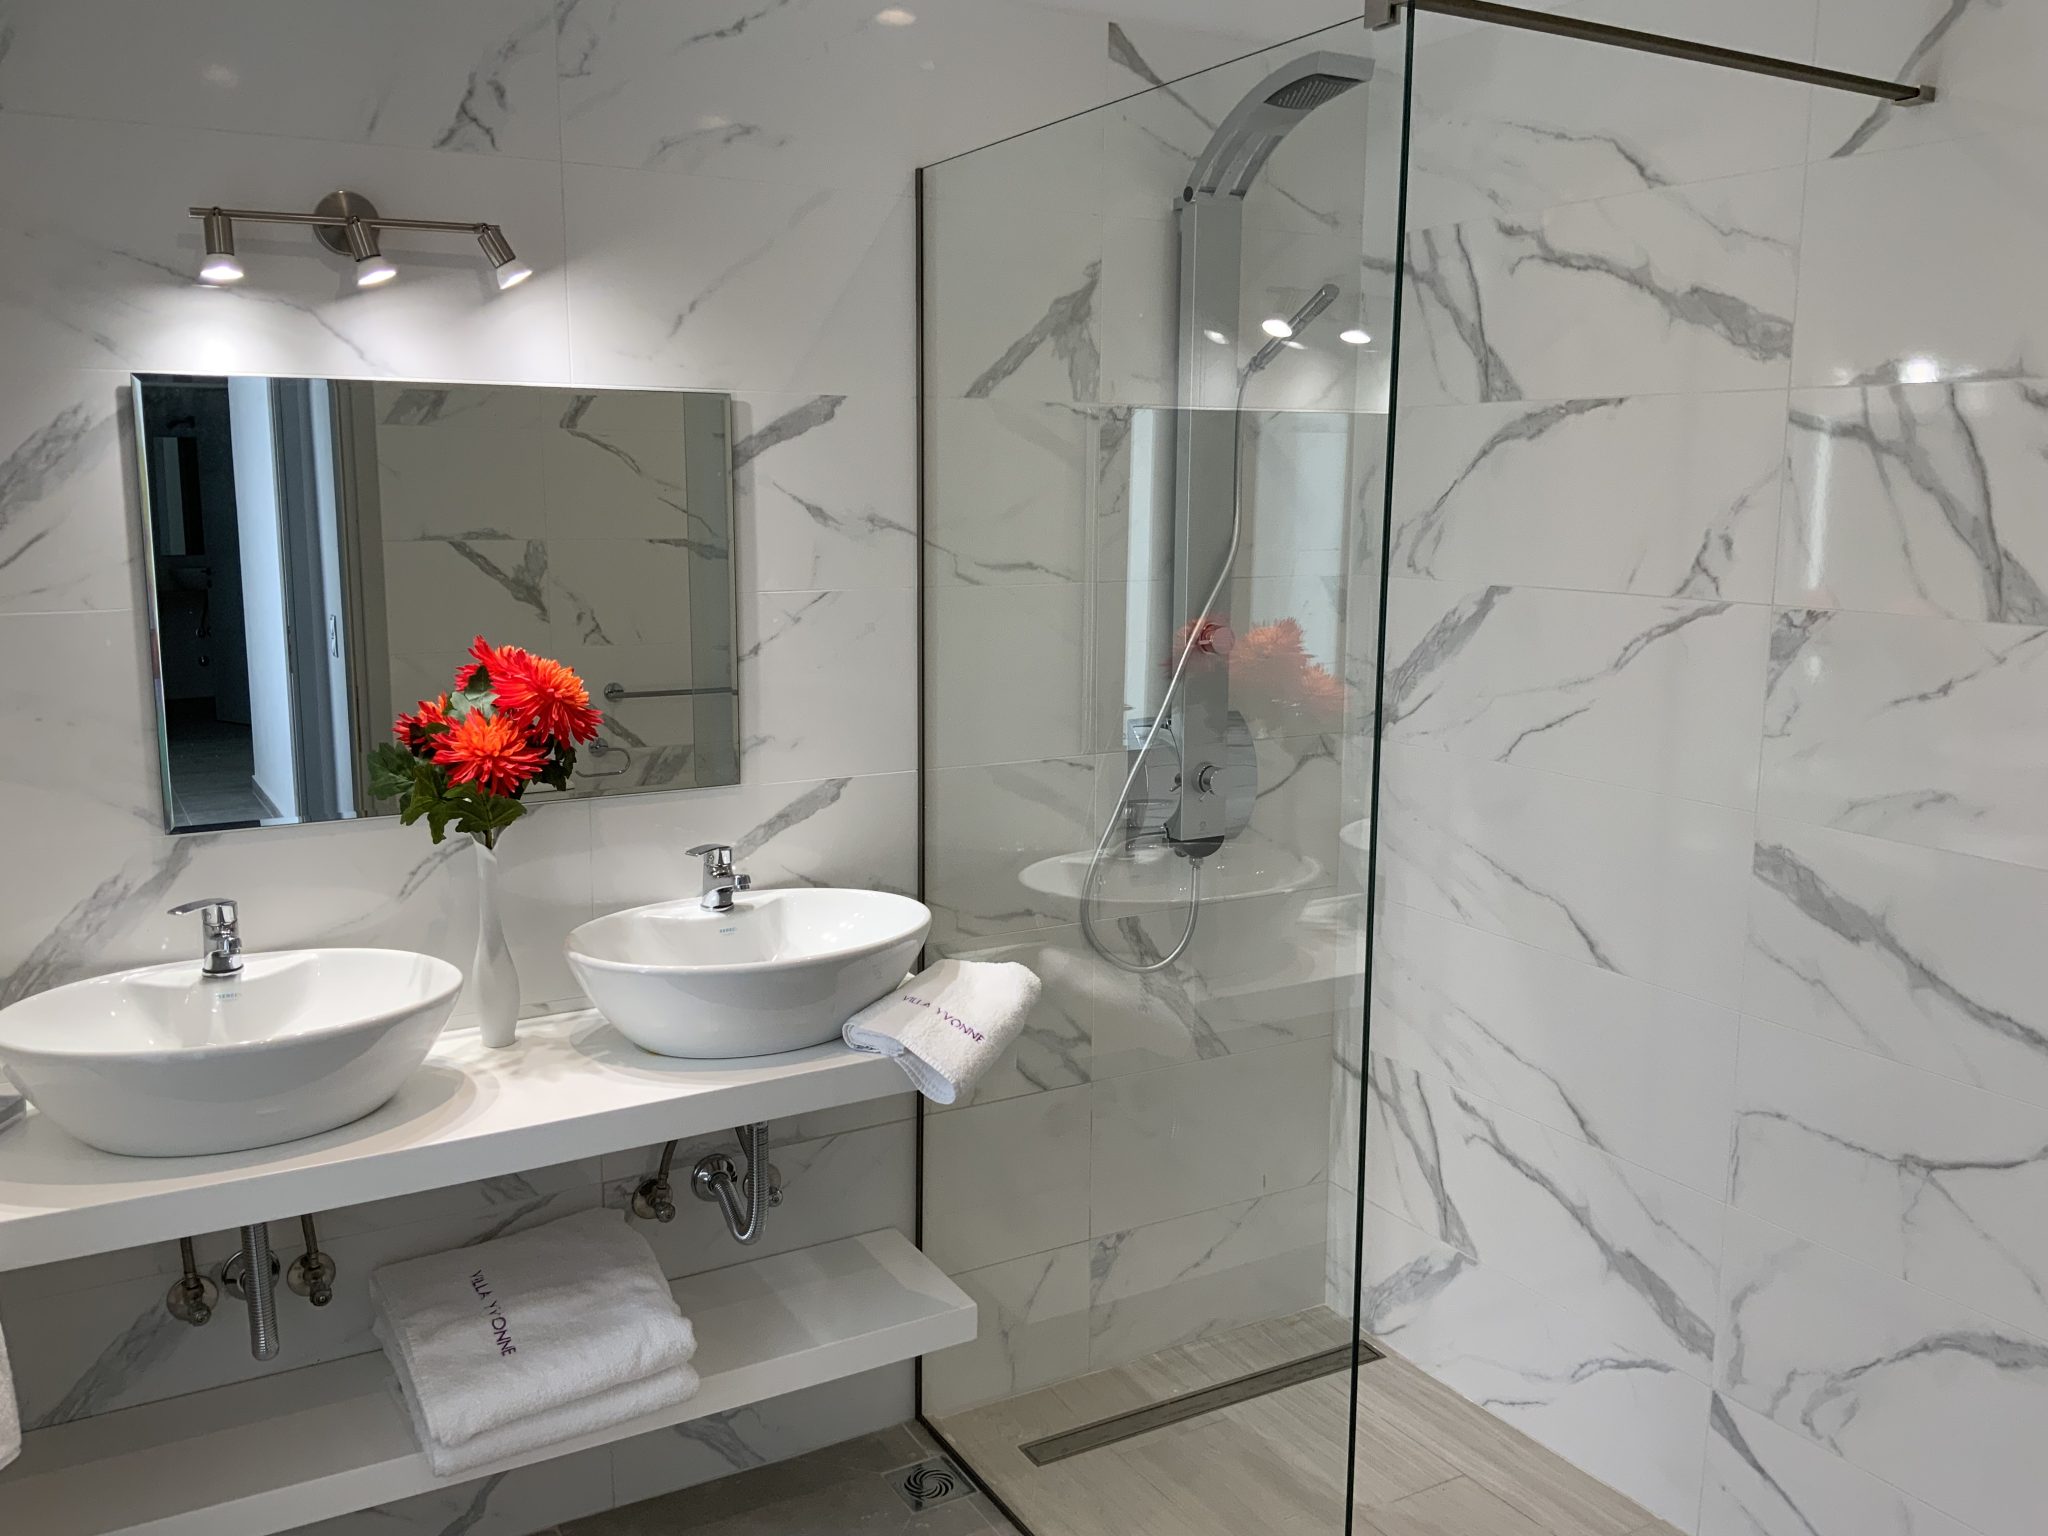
[{"left": 888, "top": 1452, "right": 977, "bottom": 1512}]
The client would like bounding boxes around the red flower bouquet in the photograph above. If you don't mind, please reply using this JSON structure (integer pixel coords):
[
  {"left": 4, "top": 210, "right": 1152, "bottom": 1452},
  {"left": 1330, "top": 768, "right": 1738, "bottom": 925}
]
[{"left": 368, "top": 636, "right": 603, "bottom": 849}]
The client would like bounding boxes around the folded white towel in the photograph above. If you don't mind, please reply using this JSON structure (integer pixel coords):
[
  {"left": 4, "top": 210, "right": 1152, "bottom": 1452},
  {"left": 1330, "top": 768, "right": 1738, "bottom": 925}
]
[
  {"left": 368, "top": 1208, "right": 695, "bottom": 1454},
  {"left": 377, "top": 1319, "right": 699, "bottom": 1476},
  {"left": 0, "top": 1317, "right": 18, "bottom": 1473},
  {"left": 842, "top": 959, "right": 1041, "bottom": 1105}
]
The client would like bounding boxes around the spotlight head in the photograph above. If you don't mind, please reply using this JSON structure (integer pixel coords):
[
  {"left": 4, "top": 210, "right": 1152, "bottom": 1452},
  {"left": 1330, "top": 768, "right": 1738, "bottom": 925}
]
[
  {"left": 344, "top": 218, "right": 396, "bottom": 287},
  {"left": 477, "top": 225, "right": 532, "bottom": 291},
  {"left": 198, "top": 209, "right": 242, "bottom": 284}
]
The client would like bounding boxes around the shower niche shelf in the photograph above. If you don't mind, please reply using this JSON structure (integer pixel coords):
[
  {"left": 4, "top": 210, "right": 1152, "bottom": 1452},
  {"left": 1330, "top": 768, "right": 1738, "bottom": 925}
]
[{"left": 0, "top": 1228, "right": 974, "bottom": 1536}]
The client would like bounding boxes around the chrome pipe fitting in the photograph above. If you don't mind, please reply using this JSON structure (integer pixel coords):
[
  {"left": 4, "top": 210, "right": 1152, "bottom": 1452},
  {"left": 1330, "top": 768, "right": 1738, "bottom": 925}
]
[{"left": 693, "top": 1123, "right": 781, "bottom": 1245}]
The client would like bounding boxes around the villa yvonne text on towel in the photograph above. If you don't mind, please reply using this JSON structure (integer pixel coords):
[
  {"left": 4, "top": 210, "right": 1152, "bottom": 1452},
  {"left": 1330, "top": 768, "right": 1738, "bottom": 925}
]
[
  {"left": 368, "top": 1209, "right": 698, "bottom": 1476},
  {"left": 843, "top": 958, "right": 1041, "bottom": 1104}
]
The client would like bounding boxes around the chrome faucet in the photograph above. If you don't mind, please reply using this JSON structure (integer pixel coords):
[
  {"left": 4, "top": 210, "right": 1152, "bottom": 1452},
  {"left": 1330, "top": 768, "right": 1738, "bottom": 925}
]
[
  {"left": 167, "top": 897, "right": 243, "bottom": 979},
  {"left": 685, "top": 844, "right": 752, "bottom": 913}
]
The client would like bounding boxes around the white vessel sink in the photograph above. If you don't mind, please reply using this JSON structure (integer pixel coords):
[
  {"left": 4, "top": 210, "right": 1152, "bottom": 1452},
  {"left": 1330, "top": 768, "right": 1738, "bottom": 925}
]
[
  {"left": 0, "top": 949, "right": 463, "bottom": 1157},
  {"left": 567, "top": 888, "right": 931, "bottom": 1059}
]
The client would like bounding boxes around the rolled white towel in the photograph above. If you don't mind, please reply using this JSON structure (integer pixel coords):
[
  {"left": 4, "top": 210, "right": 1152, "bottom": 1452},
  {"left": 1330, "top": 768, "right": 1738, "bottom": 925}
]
[
  {"left": 377, "top": 1319, "right": 699, "bottom": 1477},
  {"left": 842, "top": 959, "right": 1041, "bottom": 1105},
  {"left": 0, "top": 1317, "right": 18, "bottom": 1473},
  {"left": 368, "top": 1208, "right": 694, "bottom": 1454}
]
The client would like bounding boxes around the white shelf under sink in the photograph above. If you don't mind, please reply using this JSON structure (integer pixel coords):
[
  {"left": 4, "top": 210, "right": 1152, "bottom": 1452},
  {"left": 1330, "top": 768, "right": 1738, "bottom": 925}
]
[
  {"left": 0, "top": 1008, "right": 910, "bottom": 1272},
  {"left": 0, "top": 1228, "right": 975, "bottom": 1536}
]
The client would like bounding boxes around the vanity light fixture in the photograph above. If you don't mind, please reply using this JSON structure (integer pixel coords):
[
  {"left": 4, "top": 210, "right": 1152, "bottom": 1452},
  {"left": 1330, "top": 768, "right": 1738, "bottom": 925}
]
[
  {"left": 189, "top": 189, "right": 532, "bottom": 293},
  {"left": 198, "top": 209, "right": 243, "bottom": 283}
]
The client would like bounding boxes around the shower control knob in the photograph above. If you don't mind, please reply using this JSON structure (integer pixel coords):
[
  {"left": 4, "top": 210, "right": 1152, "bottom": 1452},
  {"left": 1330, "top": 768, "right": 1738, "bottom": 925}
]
[{"left": 1195, "top": 765, "right": 1220, "bottom": 795}]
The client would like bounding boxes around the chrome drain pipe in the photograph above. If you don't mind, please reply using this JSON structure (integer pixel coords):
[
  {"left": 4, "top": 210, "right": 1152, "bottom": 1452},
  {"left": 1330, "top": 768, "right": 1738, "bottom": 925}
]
[{"left": 692, "top": 1123, "right": 781, "bottom": 1245}]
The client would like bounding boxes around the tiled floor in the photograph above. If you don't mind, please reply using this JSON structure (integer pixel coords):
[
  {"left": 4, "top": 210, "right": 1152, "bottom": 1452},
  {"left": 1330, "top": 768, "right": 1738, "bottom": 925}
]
[
  {"left": 562, "top": 1309, "right": 1683, "bottom": 1536},
  {"left": 931, "top": 1309, "right": 1685, "bottom": 1536},
  {"left": 559, "top": 1424, "right": 1020, "bottom": 1536}
]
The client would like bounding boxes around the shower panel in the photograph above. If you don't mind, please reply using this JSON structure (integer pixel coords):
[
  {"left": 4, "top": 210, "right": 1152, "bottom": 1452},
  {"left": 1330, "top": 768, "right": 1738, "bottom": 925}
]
[{"left": 1163, "top": 52, "right": 1373, "bottom": 853}]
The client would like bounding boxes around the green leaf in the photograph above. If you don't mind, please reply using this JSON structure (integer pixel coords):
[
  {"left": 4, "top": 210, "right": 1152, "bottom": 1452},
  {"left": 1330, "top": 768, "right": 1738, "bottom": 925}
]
[
  {"left": 448, "top": 670, "right": 495, "bottom": 721},
  {"left": 364, "top": 741, "right": 416, "bottom": 803},
  {"left": 449, "top": 783, "right": 526, "bottom": 843}
]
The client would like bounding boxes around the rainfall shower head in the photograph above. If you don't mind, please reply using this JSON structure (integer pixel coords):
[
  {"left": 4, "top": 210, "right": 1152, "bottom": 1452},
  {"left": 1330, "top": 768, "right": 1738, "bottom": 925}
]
[
  {"left": 1246, "top": 283, "right": 1340, "bottom": 376},
  {"left": 1185, "top": 51, "right": 1374, "bottom": 202}
]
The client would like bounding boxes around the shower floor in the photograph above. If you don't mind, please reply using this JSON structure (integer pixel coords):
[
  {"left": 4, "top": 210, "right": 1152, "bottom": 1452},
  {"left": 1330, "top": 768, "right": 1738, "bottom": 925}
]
[{"left": 929, "top": 1308, "right": 1684, "bottom": 1536}]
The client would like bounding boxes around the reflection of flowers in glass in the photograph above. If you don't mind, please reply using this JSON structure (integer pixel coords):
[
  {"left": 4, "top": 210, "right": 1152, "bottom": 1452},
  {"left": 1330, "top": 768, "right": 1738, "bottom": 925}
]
[{"left": 1170, "top": 616, "right": 1345, "bottom": 733}]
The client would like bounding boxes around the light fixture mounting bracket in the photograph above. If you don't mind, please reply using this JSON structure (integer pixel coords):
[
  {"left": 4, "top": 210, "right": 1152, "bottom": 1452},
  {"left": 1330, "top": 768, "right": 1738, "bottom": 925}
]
[{"left": 312, "top": 190, "right": 382, "bottom": 256}]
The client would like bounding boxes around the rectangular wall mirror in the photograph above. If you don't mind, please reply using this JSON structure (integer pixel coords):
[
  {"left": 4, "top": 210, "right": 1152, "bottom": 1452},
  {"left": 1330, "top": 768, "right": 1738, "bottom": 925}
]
[{"left": 134, "top": 375, "right": 740, "bottom": 833}]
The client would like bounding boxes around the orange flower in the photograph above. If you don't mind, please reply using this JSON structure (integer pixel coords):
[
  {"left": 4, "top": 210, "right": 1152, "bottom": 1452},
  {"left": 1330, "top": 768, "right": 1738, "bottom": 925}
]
[
  {"left": 394, "top": 693, "right": 454, "bottom": 753},
  {"left": 431, "top": 709, "right": 547, "bottom": 797},
  {"left": 489, "top": 647, "right": 603, "bottom": 747}
]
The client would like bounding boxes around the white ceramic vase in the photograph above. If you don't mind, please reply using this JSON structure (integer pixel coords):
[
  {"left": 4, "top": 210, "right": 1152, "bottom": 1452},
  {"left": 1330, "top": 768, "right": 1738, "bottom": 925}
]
[{"left": 473, "top": 841, "right": 521, "bottom": 1048}]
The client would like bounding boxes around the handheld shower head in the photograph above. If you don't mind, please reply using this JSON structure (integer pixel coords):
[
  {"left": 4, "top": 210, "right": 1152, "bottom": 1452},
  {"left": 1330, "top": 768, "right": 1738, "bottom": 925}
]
[{"left": 1247, "top": 283, "right": 1340, "bottom": 375}]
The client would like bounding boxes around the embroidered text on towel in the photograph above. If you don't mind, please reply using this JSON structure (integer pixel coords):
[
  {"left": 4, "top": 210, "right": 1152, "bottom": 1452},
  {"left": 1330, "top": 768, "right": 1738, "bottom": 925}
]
[
  {"left": 900, "top": 992, "right": 985, "bottom": 1044},
  {"left": 471, "top": 1268, "right": 519, "bottom": 1357}
]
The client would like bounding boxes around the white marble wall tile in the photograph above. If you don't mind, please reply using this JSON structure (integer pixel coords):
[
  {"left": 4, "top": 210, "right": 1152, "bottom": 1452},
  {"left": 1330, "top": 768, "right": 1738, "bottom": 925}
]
[
  {"left": 1781, "top": 378, "right": 2048, "bottom": 623},
  {"left": 1096, "top": 217, "right": 1178, "bottom": 410},
  {"left": 1358, "top": 1200, "right": 1712, "bottom": 1530},
  {"left": 1377, "top": 742, "right": 1757, "bottom": 1007},
  {"left": 558, "top": 0, "right": 1134, "bottom": 193},
  {"left": 607, "top": 1363, "right": 913, "bottom": 1508},
  {"left": 922, "top": 196, "right": 1100, "bottom": 404},
  {"left": 1807, "top": 0, "right": 2048, "bottom": 162},
  {"left": 1794, "top": 128, "right": 2048, "bottom": 388},
  {"left": 925, "top": 398, "right": 1092, "bottom": 585},
  {"left": 0, "top": 369, "right": 135, "bottom": 616},
  {"left": 563, "top": 166, "right": 911, "bottom": 397},
  {"left": 1366, "top": 1056, "right": 1724, "bottom": 1379},
  {"left": 603, "top": 1120, "right": 914, "bottom": 1281},
  {"left": 1088, "top": 1039, "right": 1329, "bottom": 1235},
  {"left": 1393, "top": 391, "right": 1786, "bottom": 602},
  {"left": 1401, "top": 166, "right": 1803, "bottom": 407},
  {"left": 491, "top": 800, "right": 596, "bottom": 1017},
  {"left": 921, "top": 1242, "right": 1092, "bottom": 1416},
  {"left": 1744, "top": 817, "right": 2048, "bottom": 1108},
  {"left": 11, "top": 1180, "right": 601, "bottom": 1426},
  {"left": 926, "top": 925, "right": 1092, "bottom": 1106},
  {"left": 1700, "top": 1391, "right": 1976, "bottom": 1536},
  {"left": 1715, "top": 1213, "right": 2048, "bottom": 1536},
  {"left": 1758, "top": 607, "right": 2048, "bottom": 869},
  {"left": 738, "top": 589, "right": 917, "bottom": 782},
  {"left": 926, "top": 582, "right": 1089, "bottom": 767},
  {"left": 589, "top": 770, "right": 918, "bottom": 913},
  {"left": 0, "top": 113, "right": 571, "bottom": 384},
  {"left": 922, "top": 1084, "right": 1092, "bottom": 1274},
  {"left": 1731, "top": 1017, "right": 2048, "bottom": 1340},
  {"left": 926, "top": 756, "right": 1098, "bottom": 942},
  {"left": 1382, "top": 579, "right": 1773, "bottom": 807},
  {"left": 0, "top": 0, "right": 563, "bottom": 159},
  {"left": 1404, "top": 0, "right": 1816, "bottom": 234},
  {"left": 1372, "top": 902, "right": 1740, "bottom": 1197},
  {"left": 733, "top": 392, "right": 916, "bottom": 593},
  {"left": 1088, "top": 1182, "right": 1327, "bottom": 1369}
]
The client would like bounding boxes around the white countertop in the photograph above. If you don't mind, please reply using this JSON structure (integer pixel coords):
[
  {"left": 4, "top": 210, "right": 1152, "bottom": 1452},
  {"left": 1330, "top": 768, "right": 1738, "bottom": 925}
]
[{"left": 0, "top": 1010, "right": 909, "bottom": 1273}]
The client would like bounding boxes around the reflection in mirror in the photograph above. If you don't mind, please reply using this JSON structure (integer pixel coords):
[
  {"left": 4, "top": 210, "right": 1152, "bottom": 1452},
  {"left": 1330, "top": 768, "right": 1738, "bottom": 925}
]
[{"left": 134, "top": 376, "right": 740, "bottom": 833}]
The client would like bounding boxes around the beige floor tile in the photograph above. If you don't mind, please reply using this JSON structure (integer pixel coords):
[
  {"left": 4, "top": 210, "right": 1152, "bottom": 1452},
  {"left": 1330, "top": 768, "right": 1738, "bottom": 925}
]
[{"left": 1358, "top": 1477, "right": 1558, "bottom": 1536}]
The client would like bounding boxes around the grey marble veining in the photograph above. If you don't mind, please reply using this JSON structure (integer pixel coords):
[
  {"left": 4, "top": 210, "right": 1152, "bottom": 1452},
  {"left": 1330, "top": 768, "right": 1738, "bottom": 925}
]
[
  {"left": 1783, "top": 380, "right": 2048, "bottom": 624},
  {"left": 1822, "top": 0, "right": 1974, "bottom": 160},
  {"left": 963, "top": 261, "right": 1101, "bottom": 402}
]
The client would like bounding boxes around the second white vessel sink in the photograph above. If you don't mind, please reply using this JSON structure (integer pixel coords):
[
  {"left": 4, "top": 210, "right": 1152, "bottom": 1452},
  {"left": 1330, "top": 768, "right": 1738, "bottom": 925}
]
[
  {"left": 567, "top": 888, "right": 931, "bottom": 1059},
  {"left": 0, "top": 948, "right": 463, "bottom": 1157}
]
